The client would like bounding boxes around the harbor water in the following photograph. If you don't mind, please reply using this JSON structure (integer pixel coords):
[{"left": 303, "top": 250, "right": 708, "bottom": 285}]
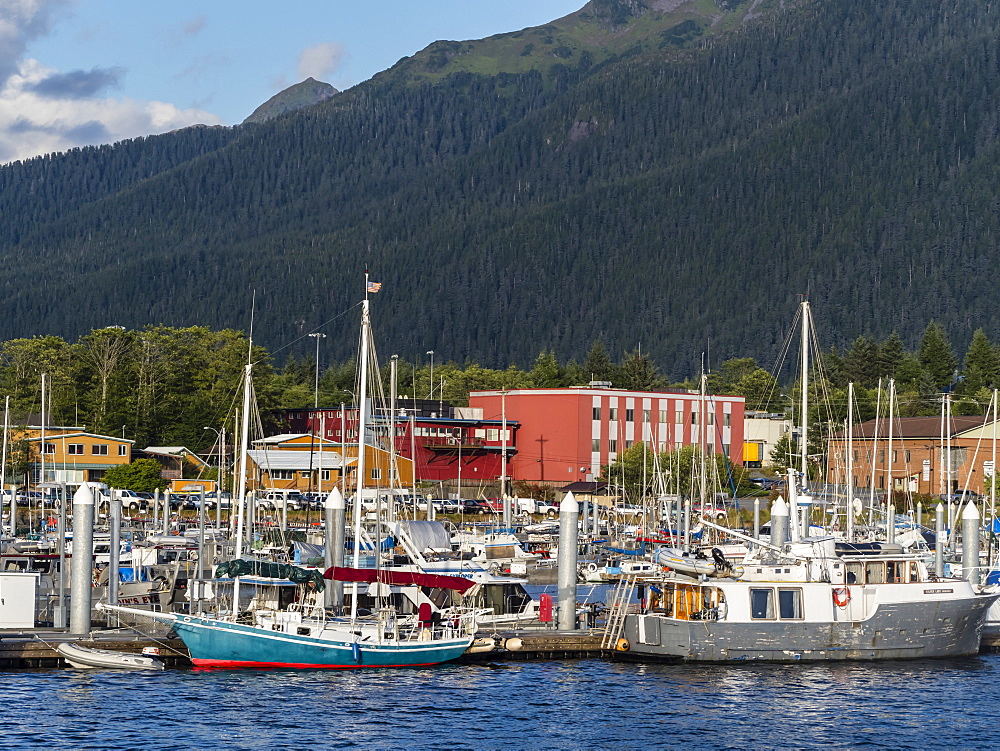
[{"left": 2, "top": 655, "right": 998, "bottom": 749}]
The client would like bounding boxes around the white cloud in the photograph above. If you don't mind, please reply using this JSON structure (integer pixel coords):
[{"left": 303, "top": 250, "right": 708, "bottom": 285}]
[
  {"left": 0, "top": 3, "right": 225, "bottom": 163},
  {"left": 0, "top": 59, "right": 222, "bottom": 164},
  {"left": 0, "top": 0, "right": 68, "bottom": 86},
  {"left": 297, "top": 42, "right": 345, "bottom": 81}
]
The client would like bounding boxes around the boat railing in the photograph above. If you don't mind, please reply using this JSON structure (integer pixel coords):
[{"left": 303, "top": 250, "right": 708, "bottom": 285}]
[{"left": 397, "top": 607, "right": 478, "bottom": 642}]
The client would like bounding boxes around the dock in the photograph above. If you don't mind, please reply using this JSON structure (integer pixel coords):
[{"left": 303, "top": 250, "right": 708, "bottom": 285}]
[
  {"left": 0, "top": 629, "right": 190, "bottom": 669},
  {"left": 466, "top": 629, "right": 607, "bottom": 660}
]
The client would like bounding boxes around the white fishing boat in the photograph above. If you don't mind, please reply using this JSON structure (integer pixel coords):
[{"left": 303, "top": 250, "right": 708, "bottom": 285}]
[
  {"left": 608, "top": 533, "right": 1000, "bottom": 662},
  {"left": 57, "top": 642, "right": 164, "bottom": 670}
]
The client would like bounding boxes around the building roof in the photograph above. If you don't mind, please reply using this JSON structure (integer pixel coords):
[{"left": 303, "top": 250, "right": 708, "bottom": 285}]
[
  {"left": 141, "top": 446, "right": 208, "bottom": 467},
  {"left": 247, "top": 450, "right": 344, "bottom": 471},
  {"left": 559, "top": 481, "right": 609, "bottom": 494},
  {"left": 470, "top": 387, "right": 743, "bottom": 400},
  {"left": 28, "top": 432, "right": 134, "bottom": 443},
  {"left": 832, "top": 416, "right": 991, "bottom": 440}
]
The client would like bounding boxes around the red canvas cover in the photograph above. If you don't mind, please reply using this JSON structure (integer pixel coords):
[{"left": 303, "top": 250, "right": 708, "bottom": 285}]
[{"left": 322, "top": 566, "right": 476, "bottom": 593}]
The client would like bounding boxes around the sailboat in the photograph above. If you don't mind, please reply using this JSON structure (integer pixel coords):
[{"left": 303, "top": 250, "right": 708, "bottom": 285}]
[{"left": 102, "top": 280, "right": 476, "bottom": 668}]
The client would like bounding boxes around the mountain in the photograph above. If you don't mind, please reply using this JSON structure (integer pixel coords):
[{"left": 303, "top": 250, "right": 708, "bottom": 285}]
[
  {"left": 242, "top": 78, "right": 339, "bottom": 124},
  {"left": 1, "top": 0, "right": 999, "bottom": 380}
]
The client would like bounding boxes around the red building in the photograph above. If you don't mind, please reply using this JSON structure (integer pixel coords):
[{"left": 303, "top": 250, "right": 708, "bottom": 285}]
[
  {"left": 469, "top": 386, "right": 746, "bottom": 485},
  {"left": 275, "top": 403, "right": 519, "bottom": 484}
]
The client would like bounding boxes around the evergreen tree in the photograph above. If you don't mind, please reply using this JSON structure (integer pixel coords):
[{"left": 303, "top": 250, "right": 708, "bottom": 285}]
[
  {"left": 583, "top": 340, "right": 617, "bottom": 384},
  {"left": 918, "top": 321, "right": 958, "bottom": 391},
  {"left": 878, "top": 332, "right": 906, "bottom": 381},
  {"left": 842, "top": 336, "right": 880, "bottom": 388},
  {"left": 529, "top": 350, "right": 565, "bottom": 387},
  {"left": 961, "top": 329, "right": 1000, "bottom": 395},
  {"left": 619, "top": 349, "right": 664, "bottom": 391}
]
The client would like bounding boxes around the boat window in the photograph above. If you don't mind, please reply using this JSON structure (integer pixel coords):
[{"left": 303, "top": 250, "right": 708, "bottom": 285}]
[
  {"left": 909, "top": 562, "right": 921, "bottom": 582},
  {"left": 778, "top": 588, "right": 802, "bottom": 619},
  {"left": 750, "top": 588, "right": 774, "bottom": 619},
  {"left": 865, "top": 562, "right": 886, "bottom": 584},
  {"left": 845, "top": 562, "right": 863, "bottom": 584},
  {"left": 886, "top": 561, "right": 903, "bottom": 583}
]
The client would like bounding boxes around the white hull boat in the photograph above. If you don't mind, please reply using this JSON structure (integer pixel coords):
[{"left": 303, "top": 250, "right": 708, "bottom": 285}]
[{"left": 57, "top": 642, "right": 165, "bottom": 670}]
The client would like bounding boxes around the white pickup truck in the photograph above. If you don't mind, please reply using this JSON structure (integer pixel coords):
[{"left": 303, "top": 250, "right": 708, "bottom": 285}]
[{"left": 516, "top": 498, "right": 559, "bottom": 517}]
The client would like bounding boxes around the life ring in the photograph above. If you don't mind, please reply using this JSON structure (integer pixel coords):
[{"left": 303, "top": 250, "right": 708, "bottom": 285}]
[
  {"left": 616, "top": 638, "right": 630, "bottom": 652},
  {"left": 586, "top": 563, "right": 599, "bottom": 573},
  {"left": 833, "top": 587, "right": 851, "bottom": 608}
]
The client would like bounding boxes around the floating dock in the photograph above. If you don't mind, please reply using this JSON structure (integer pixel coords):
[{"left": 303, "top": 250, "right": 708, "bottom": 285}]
[
  {"left": 4, "top": 626, "right": 998, "bottom": 668},
  {"left": 464, "top": 629, "right": 606, "bottom": 660},
  {"left": 0, "top": 629, "right": 190, "bottom": 669}
]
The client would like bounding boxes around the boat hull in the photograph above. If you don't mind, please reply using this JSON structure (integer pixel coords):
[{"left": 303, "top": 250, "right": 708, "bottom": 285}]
[
  {"left": 172, "top": 615, "right": 472, "bottom": 669},
  {"left": 618, "top": 593, "right": 998, "bottom": 662}
]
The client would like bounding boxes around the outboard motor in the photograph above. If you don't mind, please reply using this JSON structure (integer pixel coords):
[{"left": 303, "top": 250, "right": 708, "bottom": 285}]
[{"left": 711, "top": 547, "right": 733, "bottom": 573}]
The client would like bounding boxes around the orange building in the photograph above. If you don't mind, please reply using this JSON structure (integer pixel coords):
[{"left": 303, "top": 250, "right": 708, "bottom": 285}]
[
  {"left": 26, "top": 431, "right": 133, "bottom": 485},
  {"left": 246, "top": 434, "right": 413, "bottom": 493}
]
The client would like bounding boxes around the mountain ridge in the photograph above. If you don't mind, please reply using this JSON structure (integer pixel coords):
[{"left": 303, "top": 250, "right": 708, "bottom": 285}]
[{"left": 1, "top": 0, "right": 998, "bottom": 381}]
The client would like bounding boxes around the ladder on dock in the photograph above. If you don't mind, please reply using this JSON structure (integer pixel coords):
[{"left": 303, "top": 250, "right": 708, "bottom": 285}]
[{"left": 601, "top": 576, "right": 636, "bottom": 650}]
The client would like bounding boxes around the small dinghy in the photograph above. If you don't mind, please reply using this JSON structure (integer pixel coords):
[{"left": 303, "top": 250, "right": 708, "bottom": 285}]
[{"left": 57, "top": 642, "right": 165, "bottom": 671}]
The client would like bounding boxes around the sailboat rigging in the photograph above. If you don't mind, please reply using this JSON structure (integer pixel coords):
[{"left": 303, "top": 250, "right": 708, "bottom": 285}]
[{"left": 102, "top": 279, "right": 476, "bottom": 668}]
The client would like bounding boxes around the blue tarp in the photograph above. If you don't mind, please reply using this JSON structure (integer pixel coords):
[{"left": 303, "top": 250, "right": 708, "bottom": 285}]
[{"left": 602, "top": 543, "right": 646, "bottom": 556}]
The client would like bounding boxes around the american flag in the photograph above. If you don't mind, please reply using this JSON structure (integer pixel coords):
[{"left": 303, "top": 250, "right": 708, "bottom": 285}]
[{"left": 367, "top": 281, "right": 382, "bottom": 293}]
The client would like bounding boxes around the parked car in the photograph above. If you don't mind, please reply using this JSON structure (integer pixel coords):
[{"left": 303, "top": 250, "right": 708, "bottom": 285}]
[
  {"left": 944, "top": 489, "right": 980, "bottom": 504},
  {"left": 747, "top": 477, "right": 782, "bottom": 492},
  {"left": 167, "top": 493, "right": 189, "bottom": 510},
  {"left": 434, "top": 499, "right": 462, "bottom": 514},
  {"left": 459, "top": 499, "right": 492, "bottom": 515},
  {"left": 257, "top": 490, "right": 307, "bottom": 511}
]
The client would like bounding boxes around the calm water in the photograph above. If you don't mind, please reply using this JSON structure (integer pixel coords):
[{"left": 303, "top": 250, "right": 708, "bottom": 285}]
[{"left": 2, "top": 655, "right": 997, "bottom": 749}]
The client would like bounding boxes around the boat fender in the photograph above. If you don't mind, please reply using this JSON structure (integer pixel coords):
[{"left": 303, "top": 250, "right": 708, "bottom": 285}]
[
  {"left": 833, "top": 587, "right": 851, "bottom": 608},
  {"left": 351, "top": 641, "right": 362, "bottom": 663},
  {"left": 616, "top": 638, "right": 630, "bottom": 652}
]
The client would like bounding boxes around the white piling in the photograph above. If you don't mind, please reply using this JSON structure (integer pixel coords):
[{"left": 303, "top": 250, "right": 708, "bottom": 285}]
[
  {"left": 108, "top": 490, "right": 121, "bottom": 605},
  {"left": 325, "top": 487, "right": 345, "bottom": 612},
  {"left": 935, "top": 503, "right": 945, "bottom": 577},
  {"left": 69, "top": 484, "right": 96, "bottom": 635},
  {"left": 557, "top": 492, "right": 580, "bottom": 631},
  {"left": 770, "top": 496, "right": 789, "bottom": 550},
  {"left": 962, "top": 501, "right": 981, "bottom": 584}
]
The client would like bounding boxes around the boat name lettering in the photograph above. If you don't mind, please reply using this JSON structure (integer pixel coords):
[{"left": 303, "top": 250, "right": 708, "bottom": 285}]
[{"left": 922, "top": 588, "right": 954, "bottom": 594}]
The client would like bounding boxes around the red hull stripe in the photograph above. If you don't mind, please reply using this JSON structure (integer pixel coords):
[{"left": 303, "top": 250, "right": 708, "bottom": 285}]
[{"left": 190, "top": 658, "right": 441, "bottom": 669}]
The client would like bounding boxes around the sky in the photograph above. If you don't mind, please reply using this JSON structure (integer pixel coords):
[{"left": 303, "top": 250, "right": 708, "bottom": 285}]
[{"left": 1, "top": 0, "right": 585, "bottom": 164}]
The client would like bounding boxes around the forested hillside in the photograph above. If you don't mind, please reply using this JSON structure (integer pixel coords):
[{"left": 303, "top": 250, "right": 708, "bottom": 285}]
[{"left": 1, "top": 0, "right": 999, "bottom": 380}]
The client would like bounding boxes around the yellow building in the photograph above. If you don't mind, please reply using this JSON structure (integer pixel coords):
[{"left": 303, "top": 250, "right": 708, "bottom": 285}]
[
  {"left": 26, "top": 431, "right": 134, "bottom": 485},
  {"left": 247, "top": 433, "right": 413, "bottom": 493}
]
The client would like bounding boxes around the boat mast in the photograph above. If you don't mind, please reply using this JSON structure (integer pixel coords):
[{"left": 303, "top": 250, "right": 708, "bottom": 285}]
[
  {"left": 799, "top": 298, "right": 810, "bottom": 490},
  {"left": 350, "top": 275, "right": 373, "bottom": 621},
  {"left": 992, "top": 389, "right": 998, "bottom": 531},
  {"left": 2, "top": 395, "right": 9, "bottom": 531},
  {"left": 234, "top": 296, "right": 255, "bottom": 559},
  {"left": 846, "top": 382, "right": 854, "bottom": 541},
  {"left": 887, "top": 378, "right": 895, "bottom": 520}
]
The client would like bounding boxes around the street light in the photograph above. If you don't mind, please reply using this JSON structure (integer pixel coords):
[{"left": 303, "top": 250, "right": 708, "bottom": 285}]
[
  {"left": 426, "top": 351, "right": 434, "bottom": 399},
  {"left": 308, "top": 333, "right": 327, "bottom": 410}
]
